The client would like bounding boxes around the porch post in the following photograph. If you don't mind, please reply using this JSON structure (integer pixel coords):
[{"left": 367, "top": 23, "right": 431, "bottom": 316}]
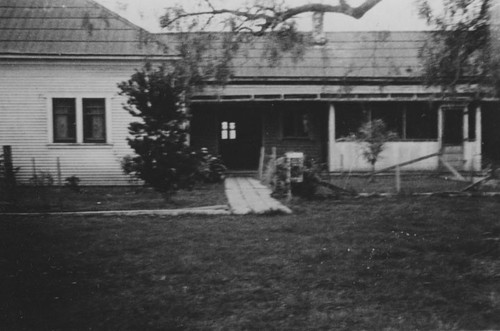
[
  {"left": 463, "top": 105, "right": 469, "bottom": 167},
  {"left": 463, "top": 105, "right": 469, "bottom": 142},
  {"left": 475, "top": 104, "right": 482, "bottom": 170},
  {"left": 328, "top": 103, "right": 335, "bottom": 172}
]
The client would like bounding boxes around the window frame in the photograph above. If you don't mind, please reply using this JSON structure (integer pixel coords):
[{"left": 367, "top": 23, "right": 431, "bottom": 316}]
[
  {"left": 47, "top": 95, "right": 112, "bottom": 145},
  {"left": 82, "top": 98, "right": 107, "bottom": 143},
  {"left": 52, "top": 98, "right": 77, "bottom": 143}
]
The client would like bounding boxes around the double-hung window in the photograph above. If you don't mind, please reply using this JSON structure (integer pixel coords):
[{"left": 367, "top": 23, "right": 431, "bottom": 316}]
[
  {"left": 52, "top": 97, "right": 107, "bottom": 144},
  {"left": 53, "top": 98, "right": 77, "bottom": 143},
  {"left": 83, "top": 98, "right": 106, "bottom": 143}
]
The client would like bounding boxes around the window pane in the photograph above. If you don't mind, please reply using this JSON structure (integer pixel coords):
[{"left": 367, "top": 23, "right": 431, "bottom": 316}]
[
  {"left": 221, "top": 130, "right": 228, "bottom": 140},
  {"left": 83, "top": 98, "right": 106, "bottom": 143},
  {"left": 53, "top": 98, "right": 76, "bottom": 142},
  {"left": 229, "top": 122, "right": 235, "bottom": 130},
  {"left": 229, "top": 130, "right": 236, "bottom": 139},
  {"left": 221, "top": 121, "right": 228, "bottom": 129}
]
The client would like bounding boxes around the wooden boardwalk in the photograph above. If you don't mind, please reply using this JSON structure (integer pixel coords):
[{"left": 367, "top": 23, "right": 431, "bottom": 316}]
[{"left": 224, "top": 177, "right": 292, "bottom": 215}]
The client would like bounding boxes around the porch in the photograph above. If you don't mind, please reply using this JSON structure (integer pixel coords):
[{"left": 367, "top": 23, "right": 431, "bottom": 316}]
[{"left": 190, "top": 92, "right": 499, "bottom": 173}]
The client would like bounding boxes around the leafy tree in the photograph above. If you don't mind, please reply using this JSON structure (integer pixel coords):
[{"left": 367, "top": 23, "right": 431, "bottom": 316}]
[
  {"left": 118, "top": 63, "right": 197, "bottom": 193},
  {"left": 353, "top": 119, "right": 397, "bottom": 178},
  {"left": 417, "top": 0, "right": 500, "bottom": 96}
]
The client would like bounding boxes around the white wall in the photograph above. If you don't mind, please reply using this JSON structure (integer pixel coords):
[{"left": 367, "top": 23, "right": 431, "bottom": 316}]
[
  {"left": 0, "top": 60, "right": 142, "bottom": 185},
  {"left": 329, "top": 141, "right": 441, "bottom": 172}
]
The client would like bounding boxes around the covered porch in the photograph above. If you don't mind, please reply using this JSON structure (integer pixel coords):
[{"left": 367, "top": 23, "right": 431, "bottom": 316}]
[{"left": 190, "top": 83, "right": 497, "bottom": 173}]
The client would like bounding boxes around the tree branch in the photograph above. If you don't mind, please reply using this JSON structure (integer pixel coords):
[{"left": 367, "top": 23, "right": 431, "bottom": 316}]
[{"left": 161, "top": 0, "right": 383, "bottom": 30}]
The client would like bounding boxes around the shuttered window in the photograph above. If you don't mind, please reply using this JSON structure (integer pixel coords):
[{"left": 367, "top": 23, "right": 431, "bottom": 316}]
[
  {"left": 83, "top": 98, "right": 106, "bottom": 143},
  {"left": 53, "top": 98, "right": 76, "bottom": 143}
]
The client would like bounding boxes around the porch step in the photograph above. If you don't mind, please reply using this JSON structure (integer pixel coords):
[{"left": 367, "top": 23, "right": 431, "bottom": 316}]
[
  {"left": 440, "top": 145, "right": 465, "bottom": 170},
  {"left": 442, "top": 145, "right": 463, "bottom": 154}
]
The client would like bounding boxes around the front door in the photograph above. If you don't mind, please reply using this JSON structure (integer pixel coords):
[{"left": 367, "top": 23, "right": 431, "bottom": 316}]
[
  {"left": 219, "top": 109, "right": 261, "bottom": 170},
  {"left": 443, "top": 107, "right": 463, "bottom": 145}
]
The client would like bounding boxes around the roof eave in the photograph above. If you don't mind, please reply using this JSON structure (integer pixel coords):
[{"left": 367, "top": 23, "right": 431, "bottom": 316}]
[{"left": 0, "top": 54, "right": 179, "bottom": 61}]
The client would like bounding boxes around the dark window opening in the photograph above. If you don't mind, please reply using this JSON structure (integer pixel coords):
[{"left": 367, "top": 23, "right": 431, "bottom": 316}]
[
  {"left": 468, "top": 104, "right": 476, "bottom": 140},
  {"left": 335, "top": 103, "right": 366, "bottom": 139},
  {"left": 335, "top": 102, "right": 438, "bottom": 141},
  {"left": 371, "top": 102, "right": 403, "bottom": 138},
  {"left": 405, "top": 103, "right": 438, "bottom": 140},
  {"left": 53, "top": 98, "right": 76, "bottom": 143},
  {"left": 83, "top": 98, "right": 106, "bottom": 143},
  {"left": 283, "top": 108, "right": 309, "bottom": 138}
]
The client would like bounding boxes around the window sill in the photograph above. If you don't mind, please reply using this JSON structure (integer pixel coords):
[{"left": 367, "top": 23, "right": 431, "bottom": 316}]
[{"left": 47, "top": 143, "right": 113, "bottom": 149}]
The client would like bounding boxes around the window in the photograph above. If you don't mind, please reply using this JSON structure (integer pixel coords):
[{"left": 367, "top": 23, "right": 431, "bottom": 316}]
[
  {"left": 283, "top": 108, "right": 309, "bottom": 138},
  {"left": 335, "top": 103, "right": 367, "bottom": 139},
  {"left": 221, "top": 121, "right": 236, "bottom": 140},
  {"left": 371, "top": 102, "right": 404, "bottom": 138},
  {"left": 53, "top": 98, "right": 76, "bottom": 143},
  {"left": 405, "top": 103, "right": 437, "bottom": 140},
  {"left": 52, "top": 97, "right": 107, "bottom": 144},
  {"left": 335, "top": 102, "right": 438, "bottom": 141},
  {"left": 83, "top": 98, "right": 106, "bottom": 143}
]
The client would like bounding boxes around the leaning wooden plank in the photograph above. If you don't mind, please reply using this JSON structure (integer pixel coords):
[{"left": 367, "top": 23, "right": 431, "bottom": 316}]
[
  {"left": 461, "top": 175, "right": 493, "bottom": 192},
  {"left": 363, "top": 153, "right": 440, "bottom": 177},
  {"left": 318, "top": 180, "right": 356, "bottom": 195},
  {"left": 439, "top": 156, "right": 466, "bottom": 181}
]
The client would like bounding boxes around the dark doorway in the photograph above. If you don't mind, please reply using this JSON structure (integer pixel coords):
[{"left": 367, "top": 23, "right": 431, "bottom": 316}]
[
  {"left": 443, "top": 108, "right": 463, "bottom": 145},
  {"left": 482, "top": 102, "right": 500, "bottom": 164},
  {"left": 219, "top": 108, "right": 262, "bottom": 170}
]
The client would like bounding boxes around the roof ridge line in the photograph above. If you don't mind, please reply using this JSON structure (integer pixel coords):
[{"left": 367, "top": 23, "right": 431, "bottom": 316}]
[{"left": 85, "top": 0, "right": 167, "bottom": 49}]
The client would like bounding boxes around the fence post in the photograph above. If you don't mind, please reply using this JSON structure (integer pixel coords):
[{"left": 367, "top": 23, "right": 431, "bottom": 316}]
[
  {"left": 395, "top": 164, "right": 401, "bottom": 194},
  {"left": 258, "top": 146, "right": 265, "bottom": 181},
  {"left": 57, "top": 157, "right": 62, "bottom": 186},
  {"left": 395, "top": 147, "right": 401, "bottom": 194}
]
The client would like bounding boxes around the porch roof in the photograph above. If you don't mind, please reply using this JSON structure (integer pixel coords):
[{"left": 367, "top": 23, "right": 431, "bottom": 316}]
[{"left": 0, "top": 0, "right": 168, "bottom": 59}]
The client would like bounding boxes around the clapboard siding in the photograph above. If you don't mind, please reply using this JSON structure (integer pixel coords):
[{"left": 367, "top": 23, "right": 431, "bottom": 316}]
[{"left": 0, "top": 60, "right": 144, "bottom": 185}]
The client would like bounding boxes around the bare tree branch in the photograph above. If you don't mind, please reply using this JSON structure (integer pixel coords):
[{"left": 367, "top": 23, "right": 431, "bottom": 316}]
[{"left": 161, "top": 0, "right": 383, "bottom": 32}]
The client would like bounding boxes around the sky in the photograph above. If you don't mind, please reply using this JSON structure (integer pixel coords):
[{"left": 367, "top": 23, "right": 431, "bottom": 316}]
[{"left": 94, "top": 0, "right": 431, "bottom": 32}]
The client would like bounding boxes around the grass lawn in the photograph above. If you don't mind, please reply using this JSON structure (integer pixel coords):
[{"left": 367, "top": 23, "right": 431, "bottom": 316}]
[
  {"left": 1, "top": 197, "right": 500, "bottom": 330},
  {"left": 1, "top": 182, "right": 227, "bottom": 212}
]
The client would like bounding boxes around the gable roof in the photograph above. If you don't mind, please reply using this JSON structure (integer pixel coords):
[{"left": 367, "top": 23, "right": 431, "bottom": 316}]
[
  {"left": 157, "top": 31, "right": 427, "bottom": 81},
  {"left": 0, "top": 0, "right": 168, "bottom": 59}
]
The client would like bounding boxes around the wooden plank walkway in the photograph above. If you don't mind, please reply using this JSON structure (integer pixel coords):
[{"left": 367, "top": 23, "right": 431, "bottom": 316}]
[{"left": 225, "top": 177, "right": 292, "bottom": 215}]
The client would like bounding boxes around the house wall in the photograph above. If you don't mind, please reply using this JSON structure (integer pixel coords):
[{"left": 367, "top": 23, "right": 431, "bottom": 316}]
[{"left": 0, "top": 60, "right": 142, "bottom": 185}]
